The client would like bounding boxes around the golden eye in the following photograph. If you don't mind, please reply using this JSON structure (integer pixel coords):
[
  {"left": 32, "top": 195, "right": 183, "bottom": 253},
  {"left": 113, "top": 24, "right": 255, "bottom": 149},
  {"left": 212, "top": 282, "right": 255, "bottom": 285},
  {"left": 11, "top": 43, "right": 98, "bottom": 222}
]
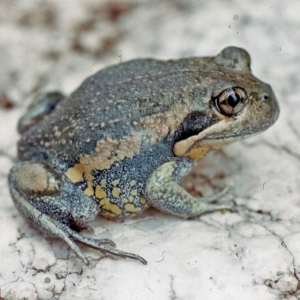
[{"left": 213, "top": 87, "right": 247, "bottom": 116}]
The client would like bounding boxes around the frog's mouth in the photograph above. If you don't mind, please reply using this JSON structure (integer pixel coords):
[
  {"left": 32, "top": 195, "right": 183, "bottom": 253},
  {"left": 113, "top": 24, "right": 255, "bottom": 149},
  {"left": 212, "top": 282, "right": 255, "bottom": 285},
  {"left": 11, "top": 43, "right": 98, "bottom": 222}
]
[{"left": 173, "top": 119, "right": 262, "bottom": 159}]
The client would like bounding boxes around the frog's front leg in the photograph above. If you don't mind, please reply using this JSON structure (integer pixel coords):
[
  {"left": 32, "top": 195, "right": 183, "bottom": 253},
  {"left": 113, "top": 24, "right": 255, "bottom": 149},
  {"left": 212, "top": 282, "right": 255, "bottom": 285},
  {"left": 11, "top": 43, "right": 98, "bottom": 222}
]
[
  {"left": 9, "top": 162, "right": 147, "bottom": 266},
  {"left": 145, "top": 158, "right": 231, "bottom": 218},
  {"left": 18, "top": 92, "right": 65, "bottom": 134}
]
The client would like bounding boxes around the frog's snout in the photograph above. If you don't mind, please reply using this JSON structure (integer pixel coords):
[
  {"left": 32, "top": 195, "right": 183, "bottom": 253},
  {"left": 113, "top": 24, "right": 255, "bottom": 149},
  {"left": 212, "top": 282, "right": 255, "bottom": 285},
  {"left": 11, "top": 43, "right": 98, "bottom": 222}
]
[
  {"left": 257, "top": 84, "right": 280, "bottom": 129},
  {"left": 265, "top": 85, "right": 280, "bottom": 122}
]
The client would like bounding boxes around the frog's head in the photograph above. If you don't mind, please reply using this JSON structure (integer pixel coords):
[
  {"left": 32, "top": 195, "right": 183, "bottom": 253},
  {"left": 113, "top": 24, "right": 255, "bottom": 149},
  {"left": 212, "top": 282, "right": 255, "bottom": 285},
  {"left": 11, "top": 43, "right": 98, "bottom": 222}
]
[{"left": 174, "top": 46, "right": 280, "bottom": 159}]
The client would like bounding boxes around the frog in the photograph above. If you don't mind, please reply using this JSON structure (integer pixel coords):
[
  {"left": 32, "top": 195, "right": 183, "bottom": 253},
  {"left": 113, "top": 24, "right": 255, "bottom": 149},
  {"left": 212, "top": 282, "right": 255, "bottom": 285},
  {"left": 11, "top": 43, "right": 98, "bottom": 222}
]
[{"left": 8, "top": 46, "right": 279, "bottom": 267}]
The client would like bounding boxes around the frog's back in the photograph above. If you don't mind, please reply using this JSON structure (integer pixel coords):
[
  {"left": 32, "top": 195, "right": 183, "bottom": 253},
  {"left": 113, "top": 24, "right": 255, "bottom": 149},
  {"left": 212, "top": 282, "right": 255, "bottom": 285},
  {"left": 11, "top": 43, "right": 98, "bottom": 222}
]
[{"left": 18, "top": 58, "right": 210, "bottom": 169}]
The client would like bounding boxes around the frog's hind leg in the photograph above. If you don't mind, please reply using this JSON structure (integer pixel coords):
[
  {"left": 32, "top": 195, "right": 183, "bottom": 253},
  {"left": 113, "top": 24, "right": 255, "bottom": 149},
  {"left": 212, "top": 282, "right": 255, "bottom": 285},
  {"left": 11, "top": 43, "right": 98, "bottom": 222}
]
[
  {"left": 9, "top": 162, "right": 147, "bottom": 266},
  {"left": 145, "top": 158, "right": 232, "bottom": 218}
]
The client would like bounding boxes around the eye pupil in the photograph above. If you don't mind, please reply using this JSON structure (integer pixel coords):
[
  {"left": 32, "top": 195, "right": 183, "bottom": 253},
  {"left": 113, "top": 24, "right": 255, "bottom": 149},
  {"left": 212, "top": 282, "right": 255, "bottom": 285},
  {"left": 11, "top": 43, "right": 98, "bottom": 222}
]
[
  {"left": 212, "top": 87, "right": 247, "bottom": 116},
  {"left": 227, "top": 93, "right": 240, "bottom": 108}
]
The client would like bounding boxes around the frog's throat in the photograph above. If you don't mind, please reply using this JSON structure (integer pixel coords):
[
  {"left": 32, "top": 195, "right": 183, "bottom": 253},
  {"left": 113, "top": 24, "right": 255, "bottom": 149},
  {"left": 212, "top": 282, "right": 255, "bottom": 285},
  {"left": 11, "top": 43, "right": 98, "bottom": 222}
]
[
  {"left": 173, "top": 119, "right": 229, "bottom": 157},
  {"left": 173, "top": 119, "right": 258, "bottom": 159}
]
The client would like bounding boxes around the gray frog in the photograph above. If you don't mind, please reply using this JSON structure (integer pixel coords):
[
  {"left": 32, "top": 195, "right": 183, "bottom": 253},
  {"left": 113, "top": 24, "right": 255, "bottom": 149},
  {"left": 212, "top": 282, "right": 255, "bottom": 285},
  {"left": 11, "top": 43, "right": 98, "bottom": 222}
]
[{"left": 9, "top": 47, "right": 280, "bottom": 266}]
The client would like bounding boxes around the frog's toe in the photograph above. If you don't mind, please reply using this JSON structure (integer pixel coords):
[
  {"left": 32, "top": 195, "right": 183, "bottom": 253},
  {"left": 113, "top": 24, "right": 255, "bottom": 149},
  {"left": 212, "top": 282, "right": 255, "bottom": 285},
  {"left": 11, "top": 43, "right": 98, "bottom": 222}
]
[
  {"left": 197, "top": 186, "right": 231, "bottom": 203},
  {"left": 65, "top": 228, "right": 147, "bottom": 265},
  {"left": 92, "top": 238, "right": 116, "bottom": 247}
]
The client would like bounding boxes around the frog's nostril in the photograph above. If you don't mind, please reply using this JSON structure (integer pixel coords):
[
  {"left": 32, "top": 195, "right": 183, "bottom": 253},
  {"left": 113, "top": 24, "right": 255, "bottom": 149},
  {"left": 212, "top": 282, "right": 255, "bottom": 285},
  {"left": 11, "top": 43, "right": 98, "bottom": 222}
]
[{"left": 261, "top": 93, "right": 269, "bottom": 101}]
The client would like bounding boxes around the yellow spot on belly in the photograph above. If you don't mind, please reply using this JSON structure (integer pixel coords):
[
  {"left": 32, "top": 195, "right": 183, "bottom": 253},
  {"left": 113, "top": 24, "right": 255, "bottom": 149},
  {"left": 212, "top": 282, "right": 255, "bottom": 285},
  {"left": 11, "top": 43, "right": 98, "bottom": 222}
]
[
  {"left": 125, "top": 212, "right": 137, "bottom": 217},
  {"left": 122, "top": 198, "right": 129, "bottom": 203},
  {"left": 99, "top": 198, "right": 122, "bottom": 216},
  {"left": 130, "top": 189, "right": 138, "bottom": 196},
  {"left": 140, "top": 196, "right": 147, "bottom": 205},
  {"left": 112, "top": 179, "right": 120, "bottom": 186},
  {"left": 100, "top": 179, "right": 107, "bottom": 188},
  {"left": 95, "top": 186, "right": 107, "bottom": 199},
  {"left": 128, "top": 196, "right": 134, "bottom": 202},
  {"left": 112, "top": 187, "right": 121, "bottom": 198},
  {"left": 85, "top": 181, "right": 94, "bottom": 196},
  {"left": 65, "top": 164, "right": 84, "bottom": 183},
  {"left": 125, "top": 203, "right": 143, "bottom": 213},
  {"left": 129, "top": 180, "right": 137, "bottom": 186}
]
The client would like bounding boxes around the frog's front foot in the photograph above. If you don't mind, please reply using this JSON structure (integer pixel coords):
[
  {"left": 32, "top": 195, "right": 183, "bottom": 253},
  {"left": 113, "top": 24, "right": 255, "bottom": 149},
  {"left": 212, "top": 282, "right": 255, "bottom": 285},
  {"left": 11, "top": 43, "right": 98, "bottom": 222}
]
[
  {"left": 18, "top": 92, "right": 65, "bottom": 134},
  {"left": 145, "top": 158, "right": 233, "bottom": 218},
  {"left": 9, "top": 162, "right": 147, "bottom": 266}
]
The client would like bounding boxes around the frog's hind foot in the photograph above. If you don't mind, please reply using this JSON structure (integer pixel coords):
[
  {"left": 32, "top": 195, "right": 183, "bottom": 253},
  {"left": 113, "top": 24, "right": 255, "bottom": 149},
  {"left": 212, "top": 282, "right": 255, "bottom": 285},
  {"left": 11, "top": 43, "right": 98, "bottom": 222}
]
[
  {"left": 64, "top": 227, "right": 147, "bottom": 266},
  {"left": 9, "top": 162, "right": 147, "bottom": 267}
]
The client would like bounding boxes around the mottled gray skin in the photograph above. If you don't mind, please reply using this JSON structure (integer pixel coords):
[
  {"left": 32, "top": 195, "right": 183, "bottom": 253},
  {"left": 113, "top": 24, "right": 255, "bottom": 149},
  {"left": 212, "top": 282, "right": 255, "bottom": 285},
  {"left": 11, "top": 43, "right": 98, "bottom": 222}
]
[{"left": 9, "top": 47, "right": 280, "bottom": 266}]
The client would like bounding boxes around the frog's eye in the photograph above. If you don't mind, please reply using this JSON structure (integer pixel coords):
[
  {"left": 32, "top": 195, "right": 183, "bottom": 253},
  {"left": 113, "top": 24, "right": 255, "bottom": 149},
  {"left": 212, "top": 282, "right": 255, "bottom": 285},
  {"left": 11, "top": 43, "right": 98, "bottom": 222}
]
[{"left": 213, "top": 87, "right": 247, "bottom": 116}]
